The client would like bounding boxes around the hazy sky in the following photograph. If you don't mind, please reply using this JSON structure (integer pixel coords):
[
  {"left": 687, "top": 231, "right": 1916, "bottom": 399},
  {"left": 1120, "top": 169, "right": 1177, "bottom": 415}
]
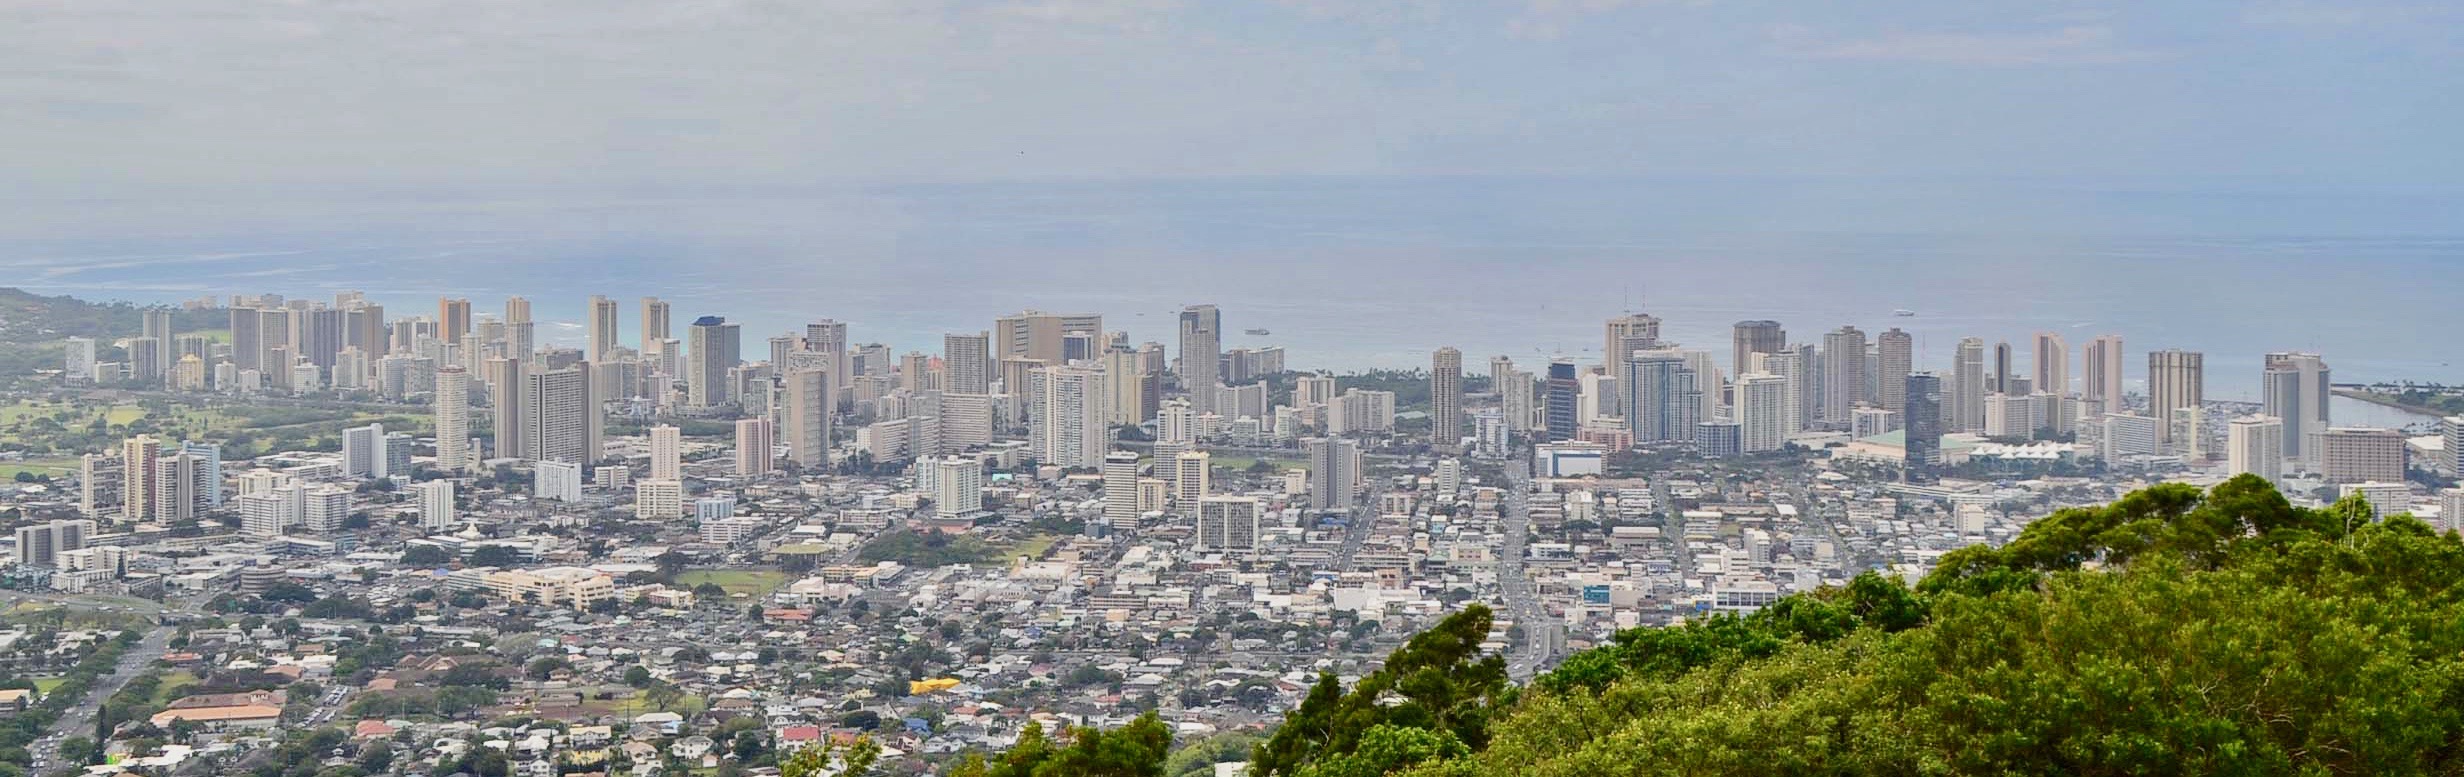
[{"left": 3, "top": 0, "right": 2457, "bottom": 190}]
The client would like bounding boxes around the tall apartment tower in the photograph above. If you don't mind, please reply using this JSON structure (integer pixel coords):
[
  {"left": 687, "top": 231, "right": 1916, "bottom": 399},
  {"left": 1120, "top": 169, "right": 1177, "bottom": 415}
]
[
  {"left": 2147, "top": 350, "right": 2205, "bottom": 447},
  {"left": 2033, "top": 332, "right": 2068, "bottom": 397},
  {"left": 1306, "top": 437, "right": 1359, "bottom": 511},
  {"left": 782, "top": 367, "right": 834, "bottom": 469},
  {"left": 1951, "top": 338, "right": 1988, "bottom": 433},
  {"left": 1033, "top": 365, "right": 1108, "bottom": 468},
  {"left": 522, "top": 365, "right": 600, "bottom": 465},
  {"left": 944, "top": 332, "right": 992, "bottom": 395},
  {"left": 1734, "top": 374, "right": 1789, "bottom": 453},
  {"left": 1821, "top": 326, "right": 1867, "bottom": 423},
  {"left": 2083, "top": 335, "right": 2124, "bottom": 414},
  {"left": 804, "top": 320, "right": 852, "bottom": 399},
  {"left": 687, "top": 316, "right": 741, "bottom": 409},
  {"left": 1904, "top": 373, "right": 1944, "bottom": 482},
  {"left": 735, "top": 418, "right": 774, "bottom": 477},
  {"left": 1605, "top": 313, "right": 1663, "bottom": 380},
  {"left": 1543, "top": 361, "right": 1579, "bottom": 442},
  {"left": 1876, "top": 328, "right": 1913, "bottom": 414},
  {"left": 2228, "top": 416, "right": 2285, "bottom": 482},
  {"left": 438, "top": 298, "right": 472, "bottom": 344},
  {"left": 1179, "top": 305, "right": 1222, "bottom": 414},
  {"left": 649, "top": 424, "right": 682, "bottom": 481},
  {"left": 1731, "top": 320, "right": 1786, "bottom": 381},
  {"left": 141, "top": 309, "right": 175, "bottom": 380},
  {"left": 2262, "top": 352, "right": 2331, "bottom": 463},
  {"left": 1989, "top": 341, "right": 2015, "bottom": 394},
  {"left": 583, "top": 295, "right": 619, "bottom": 362},
  {"left": 434, "top": 365, "right": 473, "bottom": 472},
  {"left": 1102, "top": 452, "right": 1142, "bottom": 531},
  {"left": 483, "top": 357, "right": 525, "bottom": 460},
  {"left": 1430, "top": 347, "right": 1464, "bottom": 447},
  {"left": 640, "top": 297, "right": 670, "bottom": 350}
]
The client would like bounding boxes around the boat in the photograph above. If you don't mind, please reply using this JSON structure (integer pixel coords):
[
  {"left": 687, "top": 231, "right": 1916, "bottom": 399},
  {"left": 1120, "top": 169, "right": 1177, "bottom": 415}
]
[
  {"left": 1893, "top": 309, "right": 1916, "bottom": 317},
  {"left": 1244, "top": 328, "right": 1271, "bottom": 336}
]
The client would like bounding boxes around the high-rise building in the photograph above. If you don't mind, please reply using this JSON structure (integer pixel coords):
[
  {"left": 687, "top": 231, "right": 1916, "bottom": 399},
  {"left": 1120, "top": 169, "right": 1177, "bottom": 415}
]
[
  {"left": 993, "top": 310, "right": 1104, "bottom": 365},
  {"left": 2033, "top": 332, "right": 2068, "bottom": 397},
  {"left": 634, "top": 479, "right": 683, "bottom": 520},
  {"left": 342, "top": 423, "right": 390, "bottom": 479},
  {"left": 2083, "top": 335, "right": 2124, "bottom": 414},
  {"left": 1179, "top": 305, "right": 1222, "bottom": 414},
  {"left": 1605, "top": 313, "right": 1663, "bottom": 379},
  {"left": 639, "top": 297, "right": 670, "bottom": 351},
  {"left": 1196, "top": 496, "right": 1262, "bottom": 551},
  {"left": 929, "top": 456, "right": 983, "bottom": 518},
  {"left": 63, "top": 337, "right": 95, "bottom": 382},
  {"left": 1951, "top": 338, "right": 1987, "bottom": 432},
  {"left": 1734, "top": 374, "right": 1789, "bottom": 453},
  {"left": 521, "top": 365, "right": 599, "bottom": 465},
  {"left": 804, "top": 319, "right": 852, "bottom": 400},
  {"left": 125, "top": 337, "right": 163, "bottom": 385},
  {"left": 1752, "top": 351, "right": 1806, "bottom": 433},
  {"left": 534, "top": 461, "right": 585, "bottom": 502},
  {"left": 1101, "top": 451, "right": 1143, "bottom": 531},
  {"left": 438, "top": 298, "right": 472, "bottom": 344},
  {"left": 1430, "top": 347, "right": 1463, "bottom": 447},
  {"left": 15, "top": 520, "right": 90, "bottom": 568},
  {"left": 416, "top": 479, "right": 456, "bottom": 530},
  {"left": 780, "top": 362, "right": 834, "bottom": 468},
  {"left": 1543, "top": 360, "right": 1579, "bottom": 442},
  {"left": 2446, "top": 416, "right": 2464, "bottom": 482},
  {"left": 1732, "top": 320, "right": 1786, "bottom": 381},
  {"left": 2147, "top": 350, "right": 2204, "bottom": 447},
  {"left": 687, "top": 316, "right": 741, "bottom": 408},
  {"left": 1821, "top": 326, "right": 1867, "bottom": 423},
  {"left": 2261, "top": 352, "right": 2331, "bottom": 463},
  {"left": 1989, "top": 341, "right": 2015, "bottom": 394},
  {"left": 2315, "top": 427, "right": 2406, "bottom": 484},
  {"left": 301, "top": 484, "right": 351, "bottom": 532},
  {"left": 141, "top": 309, "right": 174, "bottom": 379},
  {"left": 649, "top": 424, "right": 682, "bottom": 481},
  {"left": 581, "top": 295, "right": 619, "bottom": 362},
  {"left": 2228, "top": 416, "right": 2285, "bottom": 483},
  {"left": 944, "top": 332, "right": 992, "bottom": 395},
  {"left": 1306, "top": 437, "right": 1359, "bottom": 511},
  {"left": 1876, "top": 328, "right": 1912, "bottom": 414},
  {"left": 1171, "top": 450, "right": 1210, "bottom": 506},
  {"left": 434, "top": 366, "right": 473, "bottom": 472},
  {"left": 1624, "top": 350, "right": 1700, "bottom": 444},
  {"left": 1032, "top": 365, "right": 1108, "bottom": 468},
  {"left": 483, "top": 357, "right": 525, "bottom": 460},
  {"left": 1904, "top": 373, "right": 1944, "bottom": 482},
  {"left": 735, "top": 418, "right": 774, "bottom": 477}
]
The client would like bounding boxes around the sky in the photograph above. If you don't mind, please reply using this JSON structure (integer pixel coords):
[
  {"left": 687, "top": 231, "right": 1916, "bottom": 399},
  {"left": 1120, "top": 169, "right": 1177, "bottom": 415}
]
[{"left": 3, "top": 0, "right": 2458, "bottom": 192}]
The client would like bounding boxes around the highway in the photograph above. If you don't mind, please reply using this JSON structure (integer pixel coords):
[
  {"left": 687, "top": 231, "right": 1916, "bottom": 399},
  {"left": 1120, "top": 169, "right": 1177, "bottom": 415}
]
[{"left": 1498, "top": 458, "right": 1561, "bottom": 680}]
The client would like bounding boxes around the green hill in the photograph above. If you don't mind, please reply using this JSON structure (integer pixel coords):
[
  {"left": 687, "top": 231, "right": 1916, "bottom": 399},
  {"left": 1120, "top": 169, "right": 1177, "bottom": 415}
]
[
  {"left": 964, "top": 477, "right": 2464, "bottom": 776},
  {"left": 0, "top": 287, "right": 224, "bottom": 386}
]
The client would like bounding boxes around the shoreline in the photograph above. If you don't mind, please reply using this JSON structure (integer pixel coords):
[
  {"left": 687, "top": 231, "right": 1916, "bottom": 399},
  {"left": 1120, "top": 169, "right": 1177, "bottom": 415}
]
[{"left": 2331, "top": 388, "right": 2454, "bottom": 419}]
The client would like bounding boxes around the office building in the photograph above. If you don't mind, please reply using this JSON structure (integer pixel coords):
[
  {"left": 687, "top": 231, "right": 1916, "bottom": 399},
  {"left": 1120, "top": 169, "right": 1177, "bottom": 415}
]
[
  {"left": 1624, "top": 350, "right": 1700, "bottom": 444},
  {"left": 2228, "top": 416, "right": 2285, "bottom": 483},
  {"left": 434, "top": 365, "right": 473, "bottom": 472},
  {"left": 1306, "top": 437, "right": 1359, "bottom": 511},
  {"left": 1544, "top": 360, "right": 1579, "bottom": 442},
  {"left": 687, "top": 316, "right": 741, "bottom": 408},
  {"left": 2316, "top": 427, "right": 2407, "bottom": 484},
  {"left": 1179, "top": 305, "right": 1222, "bottom": 414},
  {"left": 1196, "top": 496, "right": 1262, "bottom": 551},
  {"left": 1431, "top": 347, "right": 1463, "bottom": 446},
  {"left": 2262, "top": 352, "right": 2331, "bottom": 463}
]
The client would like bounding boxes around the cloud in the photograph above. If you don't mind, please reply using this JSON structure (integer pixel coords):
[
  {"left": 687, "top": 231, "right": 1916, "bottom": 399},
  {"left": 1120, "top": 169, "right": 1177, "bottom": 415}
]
[{"left": 1776, "top": 25, "right": 2167, "bottom": 65}]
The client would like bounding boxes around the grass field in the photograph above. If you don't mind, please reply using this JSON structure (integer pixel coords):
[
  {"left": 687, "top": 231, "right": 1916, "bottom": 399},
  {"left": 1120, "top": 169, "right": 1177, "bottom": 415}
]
[
  {"left": 151, "top": 670, "right": 199, "bottom": 706},
  {"left": 32, "top": 677, "right": 65, "bottom": 695},
  {"left": 0, "top": 456, "right": 79, "bottom": 479},
  {"left": 673, "top": 569, "right": 790, "bottom": 598},
  {"left": 1006, "top": 533, "right": 1063, "bottom": 561},
  {"left": 1212, "top": 455, "right": 1305, "bottom": 472}
]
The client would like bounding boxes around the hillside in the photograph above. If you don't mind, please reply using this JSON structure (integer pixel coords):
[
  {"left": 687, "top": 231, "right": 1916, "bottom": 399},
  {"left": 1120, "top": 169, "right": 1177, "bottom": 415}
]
[
  {"left": 975, "top": 477, "right": 2464, "bottom": 777},
  {"left": 0, "top": 287, "right": 224, "bottom": 385}
]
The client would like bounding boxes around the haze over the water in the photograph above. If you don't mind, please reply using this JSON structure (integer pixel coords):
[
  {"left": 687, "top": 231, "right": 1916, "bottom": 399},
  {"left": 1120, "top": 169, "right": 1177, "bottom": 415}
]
[{"left": 3, "top": 1, "right": 2458, "bottom": 395}]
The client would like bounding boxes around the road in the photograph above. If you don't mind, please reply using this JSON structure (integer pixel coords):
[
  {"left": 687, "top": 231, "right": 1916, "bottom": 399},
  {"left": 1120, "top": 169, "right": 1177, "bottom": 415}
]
[
  {"left": 35, "top": 627, "right": 173, "bottom": 771},
  {"left": 1498, "top": 458, "right": 1560, "bottom": 680}
]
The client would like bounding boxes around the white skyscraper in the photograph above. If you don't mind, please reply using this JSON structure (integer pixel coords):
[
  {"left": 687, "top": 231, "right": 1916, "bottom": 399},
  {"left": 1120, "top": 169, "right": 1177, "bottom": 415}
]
[
  {"left": 1749, "top": 351, "right": 1805, "bottom": 433},
  {"left": 535, "top": 460, "right": 584, "bottom": 502},
  {"left": 635, "top": 478, "right": 683, "bottom": 520},
  {"left": 1033, "top": 365, "right": 1108, "bottom": 469},
  {"left": 649, "top": 424, "right": 682, "bottom": 481},
  {"left": 2228, "top": 416, "right": 2285, "bottom": 483},
  {"left": 416, "top": 479, "right": 456, "bottom": 530},
  {"left": 1734, "top": 374, "right": 1789, "bottom": 453},
  {"left": 434, "top": 366, "right": 473, "bottom": 472},
  {"left": 930, "top": 456, "right": 984, "bottom": 519},
  {"left": 2148, "top": 350, "right": 2204, "bottom": 448},
  {"left": 783, "top": 367, "right": 834, "bottom": 469},
  {"left": 1171, "top": 450, "right": 1211, "bottom": 507},
  {"left": 342, "top": 422, "right": 387, "bottom": 479}
]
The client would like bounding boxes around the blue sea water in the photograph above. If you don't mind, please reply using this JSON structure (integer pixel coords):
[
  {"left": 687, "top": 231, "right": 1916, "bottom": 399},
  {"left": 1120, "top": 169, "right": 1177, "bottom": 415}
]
[{"left": 2, "top": 176, "right": 2458, "bottom": 400}]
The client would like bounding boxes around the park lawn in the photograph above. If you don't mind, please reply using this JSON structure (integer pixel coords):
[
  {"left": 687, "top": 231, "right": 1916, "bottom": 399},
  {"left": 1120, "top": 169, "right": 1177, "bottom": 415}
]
[
  {"left": 0, "top": 457, "right": 80, "bottom": 479},
  {"left": 607, "top": 690, "right": 708, "bottom": 717},
  {"left": 1212, "top": 455, "right": 1305, "bottom": 472},
  {"left": 32, "top": 677, "right": 65, "bottom": 695},
  {"left": 673, "top": 569, "right": 790, "bottom": 598},
  {"left": 152, "top": 670, "right": 200, "bottom": 705},
  {"left": 1006, "top": 533, "right": 1063, "bottom": 561}
]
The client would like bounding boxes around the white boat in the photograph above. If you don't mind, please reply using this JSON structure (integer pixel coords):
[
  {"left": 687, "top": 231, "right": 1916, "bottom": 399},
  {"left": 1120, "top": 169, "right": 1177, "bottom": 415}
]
[{"left": 1893, "top": 309, "right": 1916, "bottom": 317}]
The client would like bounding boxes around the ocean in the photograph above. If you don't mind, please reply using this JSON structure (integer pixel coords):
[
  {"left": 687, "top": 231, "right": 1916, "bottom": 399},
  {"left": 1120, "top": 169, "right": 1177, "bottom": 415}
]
[{"left": 3, "top": 176, "right": 2458, "bottom": 401}]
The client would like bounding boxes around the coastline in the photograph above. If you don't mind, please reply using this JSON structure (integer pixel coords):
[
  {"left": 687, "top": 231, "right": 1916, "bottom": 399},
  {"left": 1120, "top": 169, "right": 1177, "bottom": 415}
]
[{"left": 2331, "top": 388, "right": 2454, "bottom": 419}]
